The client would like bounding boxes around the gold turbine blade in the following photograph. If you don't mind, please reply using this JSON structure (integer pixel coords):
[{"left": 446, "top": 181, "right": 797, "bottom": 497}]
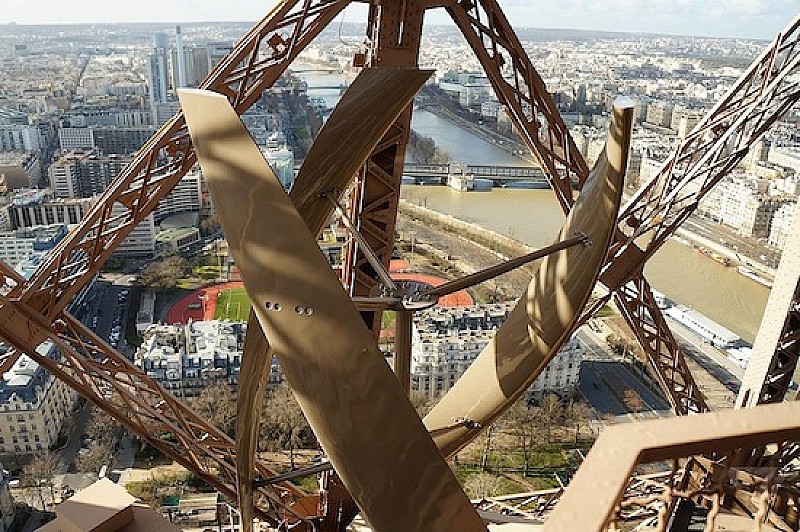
[
  {"left": 179, "top": 88, "right": 485, "bottom": 532},
  {"left": 226, "top": 67, "right": 433, "bottom": 529},
  {"left": 424, "top": 98, "right": 635, "bottom": 456}
]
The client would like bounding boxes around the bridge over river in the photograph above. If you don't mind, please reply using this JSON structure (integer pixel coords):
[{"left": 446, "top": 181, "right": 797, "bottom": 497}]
[{"left": 403, "top": 162, "right": 554, "bottom": 190}]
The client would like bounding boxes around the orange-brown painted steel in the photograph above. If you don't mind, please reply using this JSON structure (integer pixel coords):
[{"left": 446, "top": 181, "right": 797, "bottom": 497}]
[
  {"left": 0, "top": 0, "right": 794, "bottom": 527},
  {"left": 545, "top": 401, "right": 800, "bottom": 531}
]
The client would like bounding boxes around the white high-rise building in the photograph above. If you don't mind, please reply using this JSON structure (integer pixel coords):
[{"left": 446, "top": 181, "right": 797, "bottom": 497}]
[
  {"left": 148, "top": 33, "right": 170, "bottom": 106},
  {"left": 262, "top": 146, "right": 295, "bottom": 190},
  {"left": 175, "top": 26, "right": 187, "bottom": 88}
]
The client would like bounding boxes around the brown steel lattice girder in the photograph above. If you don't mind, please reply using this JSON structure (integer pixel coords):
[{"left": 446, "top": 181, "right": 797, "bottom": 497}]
[
  {"left": 446, "top": 0, "right": 708, "bottom": 415},
  {"left": 0, "top": 0, "right": 796, "bottom": 526},
  {"left": 0, "top": 0, "right": 353, "bottom": 527}
]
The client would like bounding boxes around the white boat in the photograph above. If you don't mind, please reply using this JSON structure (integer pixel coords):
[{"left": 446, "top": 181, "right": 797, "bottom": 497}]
[{"left": 737, "top": 266, "right": 773, "bottom": 288}]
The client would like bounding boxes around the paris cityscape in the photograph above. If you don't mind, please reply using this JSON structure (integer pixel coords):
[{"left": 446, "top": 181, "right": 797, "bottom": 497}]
[{"left": 0, "top": 3, "right": 798, "bottom": 531}]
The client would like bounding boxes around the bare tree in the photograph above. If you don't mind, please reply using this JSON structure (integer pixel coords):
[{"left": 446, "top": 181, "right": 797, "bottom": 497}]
[
  {"left": 480, "top": 424, "right": 494, "bottom": 472},
  {"left": 23, "top": 451, "right": 63, "bottom": 509},
  {"left": 565, "top": 399, "right": 592, "bottom": 443},
  {"left": 533, "top": 393, "right": 563, "bottom": 443},
  {"left": 199, "top": 214, "right": 221, "bottom": 236},
  {"left": 463, "top": 472, "right": 502, "bottom": 499},
  {"left": 622, "top": 389, "right": 645, "bottom": 416},
  {"left": 503, "top": 400, "right": 537, "bottom": 475},
  {"left": 75, "top": 442, "right": 113, "bottom": 474},
  {"left": 85, "top": 408, "right": 123, "bottom": 448},
  {"left": 409, "top": 391, "right": 436, "bottom": 417},
  {"left": 260, "top": 385, "right": 315, "bottom": 468},
  {"left": 192, "top": 383, "right": 236, "bottom": 436},
  {"left": 140, "top": 255, "right": 191, "bottom": 291}
]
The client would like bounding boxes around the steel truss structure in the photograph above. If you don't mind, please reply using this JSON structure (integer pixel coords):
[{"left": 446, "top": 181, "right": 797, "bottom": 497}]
[{"left": 0, "top": 0, "right": 796, "bottom": 528}]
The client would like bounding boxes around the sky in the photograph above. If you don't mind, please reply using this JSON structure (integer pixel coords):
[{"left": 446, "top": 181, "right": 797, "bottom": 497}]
[{"left": 0, "top": 1, "right": 797, "bottom": 39}]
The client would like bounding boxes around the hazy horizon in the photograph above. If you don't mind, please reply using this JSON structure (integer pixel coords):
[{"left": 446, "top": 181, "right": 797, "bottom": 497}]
[{"left": 0, "top": 1, "right": 796, "bottom": 40}]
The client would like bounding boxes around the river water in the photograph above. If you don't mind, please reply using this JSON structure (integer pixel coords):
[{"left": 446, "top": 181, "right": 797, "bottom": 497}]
[
  {"left": 406, "top": 110, "right": 769, "bottom": 343},
  {"left": 293, "top": 70, "right": 770, "bottom": 343}
]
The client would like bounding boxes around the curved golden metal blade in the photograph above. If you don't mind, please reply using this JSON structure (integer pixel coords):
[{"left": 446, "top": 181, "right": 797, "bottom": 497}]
[
  {"left": 424, "top": 99, "right": 635, "bottom": 457},
  {"left": 233, "top": 67, "right": 432, "bottom": 528},
  {"left": 179, "top": 89, "right": 484, "bottom": 532},
  {"left": 235, "top": 309, "right": 267, "bottom": 530},
  {"left": 291, "top": 67, "right": 433, "bottom": 235}
]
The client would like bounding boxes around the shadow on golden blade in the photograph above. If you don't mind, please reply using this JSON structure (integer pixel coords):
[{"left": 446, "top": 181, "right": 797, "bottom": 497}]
[
  {"left": 424, "top": 98, "right": 635, "bottom": 457},
  {"left": 179, "top": 88, "right": 485, "bottom": 532},
  {"left": 231, "top": 67, "right": 432, "bottom": 529}
]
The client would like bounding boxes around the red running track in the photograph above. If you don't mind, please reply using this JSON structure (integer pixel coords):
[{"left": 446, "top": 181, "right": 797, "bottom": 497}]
[
  {"left": 166, "top": 281, "right": 244, "bottom": 324},
  {"left": 167, "top": 264, "right": 472, "bottom": 324}
]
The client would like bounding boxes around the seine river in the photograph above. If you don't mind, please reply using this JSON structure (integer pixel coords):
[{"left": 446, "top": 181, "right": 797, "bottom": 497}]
[
  {"left": 406, "top": 110, "right": 770, "bottom": 344},
  {"left": 297, "top": 70, "right": 770, "bottom": 343}
]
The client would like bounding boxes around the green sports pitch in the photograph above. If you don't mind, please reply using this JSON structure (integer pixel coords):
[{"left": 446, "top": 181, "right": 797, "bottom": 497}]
[{"left": 214, "top": 287, "right": 251, "bottom": 322}]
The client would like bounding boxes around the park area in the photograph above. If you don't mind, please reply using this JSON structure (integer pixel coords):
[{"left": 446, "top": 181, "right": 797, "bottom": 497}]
[
  {"left": 168, "top": 262, "right": 473, "bottom": 325},
  {"left": 167, "top": 282, "right": 247, "bottom": 324},
  {"left": 214, "top": 286, "right": 250, "bottom": 321}
]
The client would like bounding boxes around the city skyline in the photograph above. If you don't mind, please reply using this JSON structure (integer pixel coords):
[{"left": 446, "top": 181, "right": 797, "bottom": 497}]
[{"left": 0, "top": 0, "right": 797, "bottom": 40}]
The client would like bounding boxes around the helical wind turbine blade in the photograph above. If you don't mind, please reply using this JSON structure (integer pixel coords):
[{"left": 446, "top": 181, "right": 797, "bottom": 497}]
[
  {"left": 179, "top": 88, "right": 485, "bottom": 532},
  {"left": 233, "top": 67, "right": 431, "bottom": 529},
  {"left": 424, "top": 98, "right": 635, "bottom": 457}
]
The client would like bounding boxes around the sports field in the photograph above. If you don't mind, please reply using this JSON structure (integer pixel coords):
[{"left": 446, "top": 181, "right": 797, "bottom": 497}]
[{"left": 214, "top": 286, "right": 251, "bottom": 321}]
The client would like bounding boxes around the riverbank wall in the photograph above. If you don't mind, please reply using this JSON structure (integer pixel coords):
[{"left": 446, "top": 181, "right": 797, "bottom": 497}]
[
  {"left": 418, "top": 105, "right": 538, "bottom": 166},
  {"left": 399, "top": 199, "right": 534, "bottom": 261},
  {"left": 671, "top": 227, "right": 776, "bottom": 282}
]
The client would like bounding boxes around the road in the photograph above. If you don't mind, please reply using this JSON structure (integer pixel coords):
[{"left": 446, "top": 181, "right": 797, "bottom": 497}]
[
  {"left": 678, "top": 216, "right": 781, "bottom": 270},
  {"left": 665, "top": 316, "right": 742, "bottom": 397},
  {"left": 575, "top": 329, "right": 671, "bottom": 419}
]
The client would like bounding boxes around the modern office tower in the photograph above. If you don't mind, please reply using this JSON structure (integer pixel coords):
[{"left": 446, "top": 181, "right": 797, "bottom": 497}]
[
  {"left": 0, "top": 124, "right": 42, "bottom": 152},
  {"left": 186, "top": 46, "right": 210, "bottom": 86},
  {"left": 148, "top": 32, "right": 170, "bottom": 105},
  {"left": 207, "top": 42, "right": 233, "bottom": 72},
  {"left": 48, "top": 150, "right": 131, "bottom": 198},
  {"left": 261, "top": 145, "right": 295, "bottom": 189},
  {"left": 175, "top": 26, "right": 187, "bottom": 88}
]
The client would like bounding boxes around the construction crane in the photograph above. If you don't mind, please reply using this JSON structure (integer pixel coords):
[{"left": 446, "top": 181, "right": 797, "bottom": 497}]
[{"left": 0, "top": 0, "right": 796, "bottom": 529}]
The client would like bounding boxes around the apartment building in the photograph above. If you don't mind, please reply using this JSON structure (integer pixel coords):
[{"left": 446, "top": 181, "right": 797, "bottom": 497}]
[
  {"left": 0, "top": 224, "right": 67, "bottom": 267},
  {"left": 48, "top": 150, "right": 131, "bottom": 198},
  {"left": 769, "top": 200, "right": 799, "bottom": 248},
  {"left": 6, "top": 190, "right": 94, "bottom": 229},
  {"left": 154, "top": 168, "right": 203, "bottom": 221},
  {"left": 58, "top": 126, "right": 157, "bottom": 155},
  {"left": 0, "top": 124, "right": 42, "bottom": 152},
  {"left": 136, "top": 321, "right": 285, "bottom": 398},
  {"left": 409, "top": 304, "right": 585, "bottom": 398},
  {"left": 0, "top": 342, "right": 78, "bottom": 456}
]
